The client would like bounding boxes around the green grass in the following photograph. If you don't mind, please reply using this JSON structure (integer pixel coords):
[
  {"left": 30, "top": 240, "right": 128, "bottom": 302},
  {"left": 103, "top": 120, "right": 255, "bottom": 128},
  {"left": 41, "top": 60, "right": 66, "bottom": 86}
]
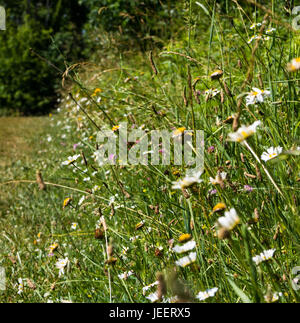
[{"left": 0, "top": 1, "right": 300, "bottom": 303}]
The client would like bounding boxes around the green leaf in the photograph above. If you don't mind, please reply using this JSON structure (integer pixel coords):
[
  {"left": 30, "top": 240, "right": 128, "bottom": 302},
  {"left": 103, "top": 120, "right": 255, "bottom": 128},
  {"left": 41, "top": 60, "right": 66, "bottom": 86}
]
[{"left": 227, "top": 278, "right": 252, "bottom": 303}]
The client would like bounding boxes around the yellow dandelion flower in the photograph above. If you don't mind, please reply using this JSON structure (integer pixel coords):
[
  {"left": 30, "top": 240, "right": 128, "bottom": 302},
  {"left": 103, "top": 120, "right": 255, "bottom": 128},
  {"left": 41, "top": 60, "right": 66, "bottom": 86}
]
[
  {"left": 63, "top": 197, "right": 72, "bottom": 209},
  {"left": 172, "top": 127, "right": 186, "bottom": 137},
  {"left": 213, "top": 203, "right": 226, "bottom": 213},
  {"left": 135, "top": 221, "right": 145, "bottom": 230},
  {"left": 178, "top": 233, "right": 192, "bottom": 243},
  {"left": 94, "top": 88, "right": 102, "bottom": 94},
  {"left": 210, "top": 69, "right": 223, "bottom": 80}
]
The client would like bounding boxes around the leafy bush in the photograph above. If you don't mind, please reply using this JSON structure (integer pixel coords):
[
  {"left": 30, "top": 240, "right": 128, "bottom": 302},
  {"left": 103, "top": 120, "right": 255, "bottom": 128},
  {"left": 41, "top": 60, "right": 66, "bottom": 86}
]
[{"left": 0, "top": 1, "right": 88, "bottom": 115}]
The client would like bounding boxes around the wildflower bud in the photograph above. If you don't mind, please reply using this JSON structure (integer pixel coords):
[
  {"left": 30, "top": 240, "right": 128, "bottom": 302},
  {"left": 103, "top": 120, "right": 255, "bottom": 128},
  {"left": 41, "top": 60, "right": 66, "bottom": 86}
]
[
  {"left": 254, "top": 208, "right": 260, "bottom": 222},
  {"left": 255, "top": 164, "right": 262, "bottom": 181},
  {"left": 36, "top": 170, "right": 46, "bottom": 191},
  {"left": 149, "top": 51, "right": 158, "bottom": 75},
  {"left": 107, "top": 239, "right": 114, "bottom": 257},
  {"left": 240, "top": 153, "right": 245, "bottom": 163},
  {"left": 27, "top": 279, "right": 36, "bottom": 290},
  {"left": 155, "top": 247, "right": 163, "bottom": 257},
  {"left": 110, "top": 204, "right": 115, "bottom": 217},
  {"left": 232, "top": 114, "right": 240, "bottom": 131},
  {"left": 183, "top": 86, "right": 188, "bottom": 107},
  {"left": 210, "top": 69, "right": 223, "bottom": 80},
  {"left": 244, "top": 172, "right": 256, "bottom": 179},
  {"left": 223, "top": 80, "right": 232, "bottom": 97},
  {"left": 220, "top": 89, "right": 224, "bottom": 103},
  {"left": 223, "top": 116, "right": 234, "bottom": 124},
  {"left": 181, "top": 188, "right": 190, "bottom": 199},
  {"left": 156, "top": 272, "right": 167, "bottom": 301},
  {"left": 95, "top": 228, "right": 104, "bottom": 240},
  {"left": 273, "top": 224, "right": 280, "bottom": 241}
]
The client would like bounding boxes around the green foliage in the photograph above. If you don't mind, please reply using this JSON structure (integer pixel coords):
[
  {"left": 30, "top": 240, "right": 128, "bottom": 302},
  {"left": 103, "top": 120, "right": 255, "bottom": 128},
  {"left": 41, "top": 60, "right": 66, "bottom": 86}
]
[
  {"left": 0, "top": 0, "right": 88, "bottom": 115},
  {"left": 0, "top": 17, "right": 56, "bottom": 115},
  {"left": 80, "top": 0, "right": 181, "bottom": 49}
]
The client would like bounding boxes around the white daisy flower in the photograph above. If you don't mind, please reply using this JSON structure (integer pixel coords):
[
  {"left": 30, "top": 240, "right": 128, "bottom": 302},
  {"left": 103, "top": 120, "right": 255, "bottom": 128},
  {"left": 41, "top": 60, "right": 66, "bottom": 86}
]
[
  {"left": 118, "top": 271, "right": 134, "bottom": 280},
  {"left": 61, "top": 154, "right": 81, "bottom": 166},
  {"left": 17, "top": 278, "right": 24, "bottom": 295},
  {"left": 264, "top": 291, "right": 282, "bottom": 303},
  {"left": 228, "top": 120, "right": 261, "bottom": 143},
  {"left": 172, "top": 171, "right": 203, "bottom": 190},
  {"left": 204, "top": 88, "right": 220, "bottom": 100},
  {"left": 250, "top": 22, "right": 262, "bottom": 29},
  {"left": 217, "top": 208, "right": 240, "bottom": 231},
  {"left": 252, "top": 249, "right": 276, "bottom": 265},
  {"left": 71, "top": 223, "right": 78, "bottom": 230},
  {"left": 261, "top": 146, "right": 283, "bottom": 162},
  {"left": 172, "top": 240, "right": 196, "bottom": 254},
  {"left": 246, "top": 88, "right": 270, "bottom": 106},
  {"left": 55, "top": 257, "right": 69, "bottom": 277},
  {"left": 175, "top": 252, "right": 197, "bottom": 267},
  {"left": 287, "top": 57, "right": 300, "bottom": 72},
  {"left": 266, "top": 28, "right": 276, "bottom": 34},
  {"left": 196, "top": 287, "right": 218, "bottom": 301},
  {"left": 247, "top": 35, "right": 257, "bottom": 44}
]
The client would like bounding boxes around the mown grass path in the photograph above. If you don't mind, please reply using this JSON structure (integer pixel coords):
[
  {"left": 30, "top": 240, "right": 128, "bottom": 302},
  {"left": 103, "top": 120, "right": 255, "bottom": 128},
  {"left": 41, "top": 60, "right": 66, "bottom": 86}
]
[{"left": 0, "top": 116, "right": 49, "bottom": 211}]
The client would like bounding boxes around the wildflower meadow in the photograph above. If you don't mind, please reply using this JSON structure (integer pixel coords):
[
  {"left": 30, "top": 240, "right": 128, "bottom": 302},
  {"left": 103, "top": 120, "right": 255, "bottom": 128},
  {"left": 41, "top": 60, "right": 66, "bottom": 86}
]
[{"left": 0, "top": 0, "right": 299, "bottom": 305}]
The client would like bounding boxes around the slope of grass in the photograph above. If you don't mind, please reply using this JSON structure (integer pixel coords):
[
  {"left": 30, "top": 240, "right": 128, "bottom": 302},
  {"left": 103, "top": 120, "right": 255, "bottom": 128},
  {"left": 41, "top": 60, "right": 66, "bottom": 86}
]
[{"left": 0, "top": 2, "right": 300, "bottom": 303}]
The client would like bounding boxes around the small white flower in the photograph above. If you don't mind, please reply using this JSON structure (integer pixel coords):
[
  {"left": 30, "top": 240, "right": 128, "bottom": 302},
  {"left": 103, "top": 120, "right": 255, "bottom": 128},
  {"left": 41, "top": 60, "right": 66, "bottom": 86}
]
[
  {"left": 204, "top": 88, "right": 220, "bottom": 100},
  {"left": 175, "top": 252, "right": 197, "bottom": 267},
  {"left": 196, "top": 287, "right": 218, "bottom": 301},
  {"left": 172, "top": 171, "right": 203, "bottom": 190},
  {"left": 287, "top": 57, "right": 300, "bottom": 72},
  {"left": 17, "top": 278, "right": 24, "bottom": 295},
  {"left": 172, "top": 240, "right": 196, "bottom": 254},
  {"left": 118, "top": 271, "right": 134, "bottom": 280},
  {"left": 261, "top": 146, "right": 283, "bottom": 162},
  {"left": 252, "top": 249, "right": 276, "bottom": 265},
  {"left": 266, "top": 28, "right": 276, "bottom": 34},
  {"left": 55, "top": 257, "right": 69, "bottom": 277},
  {"left": 61, "top": 154, "right": 81, "bottom": 166},
  {"left": 78, "top": 196, "right": 85, "bottom": 206},
  {"left": 71, "top": 223, "right": 78, "bottom": 230},
  {"left": 250, "top": 22, "right": 262, "bottom": 30},
  {"left": 217, "top": 208, "right": 240, "bottom": 231},
  {"left": 246, "top": 88, "right": 270, "bottom": 106},
  {"left": 264, "top": 291, "right": 282, "bottom": 303},
  {"left": 228, "top": 120, "right": 261, "bottom": 143},
  {"left": 92, "top": 185, "right": 100, "bottom": 193},
  {"left": 142, "top": 281, "right": 159, "bottom": 295},
  {"left": 146, "top": 292, "right": 159, "bottom": 303}
]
